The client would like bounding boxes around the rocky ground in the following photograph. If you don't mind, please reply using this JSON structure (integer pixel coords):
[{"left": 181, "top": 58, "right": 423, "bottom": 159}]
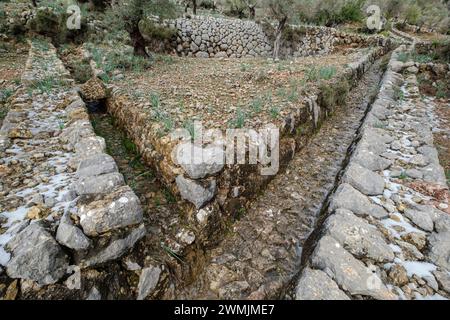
[{"left": 0, "top": 41, "right": 28, "bottom": 127}]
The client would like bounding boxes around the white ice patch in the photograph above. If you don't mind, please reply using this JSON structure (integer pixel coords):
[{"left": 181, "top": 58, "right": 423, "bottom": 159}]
[
  {"left": 0, "top": 231, "right": 14, "bottom": 266},
  {"left": 402, "top": 261, "right": 437, "bottom": 278},
  {"left": 381, "top": 215, "right": 425, "bottom": 239}
]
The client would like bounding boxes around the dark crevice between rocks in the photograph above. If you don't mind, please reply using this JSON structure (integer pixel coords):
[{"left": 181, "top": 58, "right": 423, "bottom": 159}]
[
  {"left": 283, "top": 53, "right": 392, "bottom": 299},
  {"left": 84, "top": 98, "right": 108, "bottom": 114}
]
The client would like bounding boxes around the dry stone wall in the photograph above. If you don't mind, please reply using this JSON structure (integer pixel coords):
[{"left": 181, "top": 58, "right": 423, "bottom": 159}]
[
  {"left": 295, "top": 44, "right": 450, "bottom": 300},
  {"left": 159, "top": 16, "right": 390, "bottom": 59},
  {"left": 0, "top": 39, "right": 145, "bottom": 296}
]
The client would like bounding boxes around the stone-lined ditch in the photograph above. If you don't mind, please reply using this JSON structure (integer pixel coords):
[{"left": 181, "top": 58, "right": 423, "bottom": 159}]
[{"left": 58, "top": 42, "right": 395, "bottom": 299}]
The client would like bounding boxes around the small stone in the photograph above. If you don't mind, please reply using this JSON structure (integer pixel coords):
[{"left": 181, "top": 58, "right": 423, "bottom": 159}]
[
  {"left": 137, "top": 266, "right": 162, "bottom": 300},
  {"left": 388, "top": 264, "right": 409, "bottom": 287},
  {"left": 401, "top": 232, "right": 427, "bottom": 251},
  {"left": 423, "top": 275, "right": 439, "bottom": 292},
  {"left": 176, "top": 229, "right": 196, "bottom": 245},
  {"left": 26, "top": 206, "right": 42, "bottom": 220},
  {"left": 65, "top": 269, "right": 81, "bottom": 290},
  {"left": 404, "top": 209, "right": 434, "bottom": 232},
  {"left": 409, "top": 155, "right": 428, "bottom": 166},
  {"left": 433, "top": 270, "right": 450, "bottom": 293},
  {"left": 86, "top": 287, "right": 102, "bottom": 300},
  {"left": 391, "top": 141, "right": 401, "bottom": 150},
  {"left": 4, "top": 280, "right": 18, "bottom": 300},
  {"left": 8, "top": 128, "right": 33, "bottom": 139}
]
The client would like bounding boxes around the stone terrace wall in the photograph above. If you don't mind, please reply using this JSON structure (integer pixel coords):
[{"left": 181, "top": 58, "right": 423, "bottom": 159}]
[
  {"left": 168, "top": 16, "right": 272, "bottom": 58},
  {"left": 0, "top": 40, "right": 145, "bottom": 296},
  {"left": 294, "top": 44, "right": 450, "bottom": 300},
  {"left": 160, "top": 16, "right": 390, "bottom": 59},
  {"left": 96, "top": 44, "right": 391, "bottom": 256}
]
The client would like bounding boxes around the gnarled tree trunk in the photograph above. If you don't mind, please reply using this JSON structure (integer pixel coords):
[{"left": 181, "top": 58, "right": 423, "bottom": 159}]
[
  {"left": 192, "top": 0, "right": 197, "bottom": 15},
  {"left": 273, "top": 16, "right": 287, "bottom": 60},
  {"left": 249, "top": 5, "right": 256, "bottom": 20},
  {"left": 130, "top": 26, "right": 149, "bottom": 57}
]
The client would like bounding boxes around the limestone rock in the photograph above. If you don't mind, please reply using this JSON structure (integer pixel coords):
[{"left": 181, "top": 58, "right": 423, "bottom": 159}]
[
  {"left": 78, "top": 186, "right": 143, "bottom": 236},
  {"left": 137, "top": 266, "right": 162, "bottom": 300},
  {"left": 342, "top": 163, "right": 385, "bottom": 196},
  {"left": 295, "top": 268, "right": 349, "bottom": 300},
  {"left": 388, "top": 264, "right": 409, "bottom": 287},
  {"left": 404, "top": 209, "right": 434, "bottom": 232},
  {"left": 311, "top": 236, "right": 396, "bottom": 300},
  {"left": 329, "top": 184, "right": 388, "bottom": 219},
  {"left": 83, "top": 224, "right": 146, "bottom": 267},
  {"left": 176, "top": 175, "right": 216, "bottom": 209},
  {"left": 433, "top": 270, "right": 450, "bottom": 293},
  {"left": 325, "top": 209, "right": 394, "bottom": 262},
  {"left": 175, "top": 143, "right": 224, "bottom": 179},
  {"left": 75, "top": 172, "right": 125, "bottom": 196},
  {"left": 56, "top": 213, "right": 91, "bottom": 251},
  {"left": 6, "top": 223, "right": 69, "bottom": 285},
  {"left": 76, "top": 153, "right": 118, "bottom": 178}
]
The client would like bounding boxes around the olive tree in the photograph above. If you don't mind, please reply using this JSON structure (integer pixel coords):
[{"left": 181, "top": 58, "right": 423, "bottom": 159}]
[
  {"left": 110, "top": 0, "right": 176, "bottom": 57},
  {"left": 261, "top": 0, "right": 294, "bottom": 60}
]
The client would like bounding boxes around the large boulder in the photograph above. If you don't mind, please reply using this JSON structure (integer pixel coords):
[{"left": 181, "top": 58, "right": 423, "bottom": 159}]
[
  {"left": 324, "top": 209, "right": 394, "bottom": 262},
  {"left": 296, "top": 268, "right": 349, "bottom": 300},
  {"left": 6, "top": 223, "right": 69, "bottom": 285},
  {"left": 329, "top": 184, "right": 388, "bottom": 219},
  {"left": 311, "top": 236, "right": 396, "bottom": 300},
  {"left": 78, "top": 186, "right": 143, "bottom": 236}
]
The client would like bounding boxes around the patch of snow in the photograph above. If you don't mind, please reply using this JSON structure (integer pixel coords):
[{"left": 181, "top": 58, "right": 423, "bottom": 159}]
[{"left": 402, "top": 261, "right": 437, "bottom": 278}]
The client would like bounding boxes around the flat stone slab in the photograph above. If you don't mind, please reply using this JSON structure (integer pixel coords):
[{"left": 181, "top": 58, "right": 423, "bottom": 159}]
[
  {"left": 324, "top": 209, "right": 394, "bottom": 262},
  {"left": 78, "top": 186, "right": 143, "bottom": 236},
  {"left": 329, "top": 183, "right": 388, "bottom": 219},
  {"left": 342, "top": 163, "right": 385, "bottom": 196},
  {"left": 311, "top": 236, "right": 396, "bottom": 300},
  {"left": 76, "top": 153, "right": 118, "bottom": 178},
  {"left": 295, "top": 267, "right": 349, "bottom": 300}
]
